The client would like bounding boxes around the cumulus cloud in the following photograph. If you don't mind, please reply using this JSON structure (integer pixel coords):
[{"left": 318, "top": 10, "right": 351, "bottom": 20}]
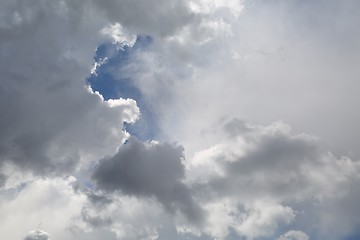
[
  {"left": 121, "top": 0, "right": 360, "bottom": 160},
  {"left": 92, "top": 137, "right": 205, "bottom": 225},
  {"left": 24, "top": 229, "right": 51, "bottom": 240},
  {"left": 0, "top": 0, "right": 198, "bottom": 238},
  {"left": 1, "top": 0, "right": 360, "bottom": 239},
  {"left": 0, "top": 0, "right": 140, "bottom": 176},
  {"left": 0, "top": 177, "right": 85, "bottom": 239},
  {"left": 188, "top": 120, "right": 360, "bottom": 239}
]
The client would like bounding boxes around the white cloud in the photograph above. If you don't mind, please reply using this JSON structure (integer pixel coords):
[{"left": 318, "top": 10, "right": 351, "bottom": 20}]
[
  {"left": 189, "top": 0, "right": 243, "bottom": 17},
  {"left": 24, "top": 229, "right": 51, "bottom": 240},
  {"left": 235, "top": 203, "right": 295, "bottom": 239},
  {"left": 101, "top": 23, "right": 136, "bottom": 47},
  {"left": 0, "top": 177, "right": 85, "bottom": 239}
]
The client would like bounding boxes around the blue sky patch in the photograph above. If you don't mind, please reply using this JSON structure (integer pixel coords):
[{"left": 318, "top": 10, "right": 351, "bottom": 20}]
[{"left": 87, "top": 36, "right": 158, "bottom": 141}]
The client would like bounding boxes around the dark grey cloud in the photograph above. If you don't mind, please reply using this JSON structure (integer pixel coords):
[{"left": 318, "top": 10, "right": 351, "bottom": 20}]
[
  {"left": 92, "top": 137, "right": 205, "bottom": 224},
  {"left": 0, "top": 173, "right": 6, "bottom": 188},
  {"left": 198, "top": 120, "right": 328, "bottom": 201}
]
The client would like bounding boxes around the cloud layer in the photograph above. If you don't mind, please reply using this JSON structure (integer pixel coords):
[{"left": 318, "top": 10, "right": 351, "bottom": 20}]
[{"left": 1, "top": 0, "right": 360, "bottom": 240}]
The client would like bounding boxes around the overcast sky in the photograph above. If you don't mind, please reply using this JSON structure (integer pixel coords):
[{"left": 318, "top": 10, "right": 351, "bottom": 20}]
[{"left": 1, "top": 0, "right": 360, "bottom": 239}]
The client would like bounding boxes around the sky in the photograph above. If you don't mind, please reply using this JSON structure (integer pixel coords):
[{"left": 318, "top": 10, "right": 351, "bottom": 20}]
[{"left": 1, "top": 0, "right": 360, "bottom": 239}]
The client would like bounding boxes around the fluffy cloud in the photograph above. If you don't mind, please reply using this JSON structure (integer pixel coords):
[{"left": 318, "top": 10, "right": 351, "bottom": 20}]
[
  {"left": 188, "top": 120, "right": 360, "bottom": 239},
  {"left": 119, "top": 0, "right": 360, "bottom": 160},
  {"left": 92, "top": 137, "right": 205, "bottom": 225},
  {"left": 0, "top": 0, "right": 142, "bottom": 177},
  {"left": 24, "top": 229, "right": 51, "bottom": 240},
  {"left": 1, "top": 0, "right": 360, "bottom": 239},
  {"left": 0, "top": 177, "right": 85, "bottom": 239}
]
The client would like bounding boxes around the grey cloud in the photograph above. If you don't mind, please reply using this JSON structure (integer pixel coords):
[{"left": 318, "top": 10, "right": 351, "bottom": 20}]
[
  {"left": 85, "top": 191, "right": 113, "bottom": 207},
  {"left": 92, "top": 137, "right": 205, "bottom": 224},
  {"left": 1, "top": 0, "right": 360, "bottom": 239},
  {"left": 191, "top": 119, "right": 360, "bottom": 239},
  {"left": 0, "top": 173, "right": 6, "bottom": 188},
  {"left": 308, "top": 181, "right": 360, "bottom": 239},
  {"left": 0, "top": 0, "right": 197, "bottom": 238},
  {"left": 81, "top": 207, "right": 113, "bottom": 228},
  {"left": 24, "top": 229, "right": 51, "bottom": 240},
  {"left": 278, "top": 230, "right": 309, "bottom": 240},
  {"left": 202, "top": 120, "right": 348, "bottom": 201},
  {"left": 223, "top": 119, "right": 251, "bottom": 138},
  {"left": 226, "top": 130, "right": 320, "bottom": 176},
  {"left": 0, "top": 0, "right": 139, "bottom": 175},
  {"left": 125, "top": 0, "right": 360, "bottom": 161},
  {"left": 72, "top": 180, "right": 113, "bottom": 206},
  {"left": 92, "top": 0, "right": 195, "bottom": 36},
  {"left": 69, "top": 229, "right": 117, "bottom": 240}
]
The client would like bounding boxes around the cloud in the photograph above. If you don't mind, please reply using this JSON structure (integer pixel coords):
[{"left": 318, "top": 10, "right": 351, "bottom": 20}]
[
  {"left": 0, "top": 0, "right": 200, "bottom": 238},
  {"left": 0, "top": 177, "right": 85, "bottom": 239},
  {"left": 92, "top": 137, "right": 205, "bottom": 225},
  {"left": 278, "top": 230, "right": 310, "bottom": 240},
  {"left": 1, "top": 0, "right": 360, "bottom": 239},
  {"left": 235, "top": 202, "right": 295, "bottom": 239},
  {"left": 24, "top": 229, "right": 51, "bottom": 240},
  {"left": 0, "top": 0, "right": 140, "bottom": 176},
  {"left": 81, "top": 206, "right": 113, "bottom": 228},
  {"left": 119, "top": 0, "right": 360, "bottom": 160},
  {"left": 188, "top": 119, "right": 360, "bottom": 239},
  {"left": 0, "top": 173, "right": 6, "bottom": 188},
  {"left": 92, "top": 0, "right": 195, "bottom": 37}
]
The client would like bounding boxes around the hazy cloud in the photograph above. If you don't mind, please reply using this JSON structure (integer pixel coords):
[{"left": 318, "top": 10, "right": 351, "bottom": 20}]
[{"left": 278, "top": 230, "right": 310, "bottom": 240}]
